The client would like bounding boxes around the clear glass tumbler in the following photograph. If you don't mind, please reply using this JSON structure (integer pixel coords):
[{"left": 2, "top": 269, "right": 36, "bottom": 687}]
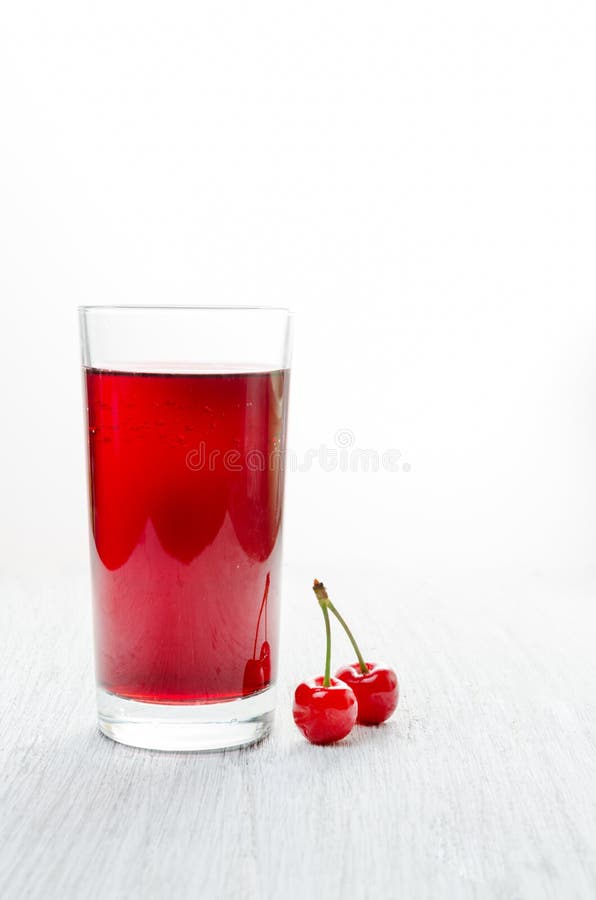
[{"left": 79, "top": 306, "right": 292, "bottom": 751}]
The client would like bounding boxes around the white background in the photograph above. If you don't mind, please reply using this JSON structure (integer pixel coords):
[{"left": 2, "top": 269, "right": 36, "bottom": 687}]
[{"left": 1, "top": 0, "right": 595, "bottom": 581}]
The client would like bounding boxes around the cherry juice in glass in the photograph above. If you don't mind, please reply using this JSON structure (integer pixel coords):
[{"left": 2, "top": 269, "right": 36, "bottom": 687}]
[{"left": 85, "top": 367, "right": 289, "bottom": 706}]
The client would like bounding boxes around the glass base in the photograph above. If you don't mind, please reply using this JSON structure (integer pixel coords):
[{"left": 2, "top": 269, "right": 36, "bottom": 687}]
[{"left": 97, "top": 686, "right": 275, "bottom": 752}]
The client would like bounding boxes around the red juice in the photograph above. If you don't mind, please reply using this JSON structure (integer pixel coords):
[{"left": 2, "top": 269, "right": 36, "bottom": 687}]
[{"left": 84, "top": 367, "right": 289, "bottom": 704}]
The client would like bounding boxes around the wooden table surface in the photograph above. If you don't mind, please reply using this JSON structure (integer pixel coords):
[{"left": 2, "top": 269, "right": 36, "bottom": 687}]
[{"left": 2, "top": 564, "right": 596, "bottom": 899}]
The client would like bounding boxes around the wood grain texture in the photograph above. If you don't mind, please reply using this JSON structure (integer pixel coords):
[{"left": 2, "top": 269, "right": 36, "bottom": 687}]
[{"left": 1, "top": 565, "right": 596, "bottom": 899}]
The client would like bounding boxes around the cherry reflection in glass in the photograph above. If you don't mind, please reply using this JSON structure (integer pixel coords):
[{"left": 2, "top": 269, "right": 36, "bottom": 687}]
[{"left": 242, "top": 572, "right": 271, "bottom": 696}]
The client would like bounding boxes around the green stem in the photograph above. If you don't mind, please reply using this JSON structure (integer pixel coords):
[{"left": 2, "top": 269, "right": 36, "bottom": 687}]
[
  {"left": 327, "top": 601, "right": 368, "bottom": 675},
  {"left": 321, "top": 602, "right": 332, "bottom": 687},
  {"left": 312, "top": 579, "right": 368, "bottom": 675}
]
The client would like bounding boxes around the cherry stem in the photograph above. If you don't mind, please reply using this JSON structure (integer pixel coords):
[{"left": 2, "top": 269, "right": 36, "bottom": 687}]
[
  {"left": 313, "top": 579, "right": 369, "bottom": 675},
  {"left": 252, "top": 572, "right": 271, "bottom": 659},
  {"left": 321, "top": 601, "right": 332, "bottom": 688}
]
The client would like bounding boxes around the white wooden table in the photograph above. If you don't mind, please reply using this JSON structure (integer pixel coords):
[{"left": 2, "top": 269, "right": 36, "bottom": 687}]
[{"left": 2, "top": 564, "right": 596, "bottom": 899}]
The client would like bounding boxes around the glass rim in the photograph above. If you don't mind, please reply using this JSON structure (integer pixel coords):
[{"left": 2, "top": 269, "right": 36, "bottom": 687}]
[{"left": 78, "top": 304, "right": 293, "bottom": 314}]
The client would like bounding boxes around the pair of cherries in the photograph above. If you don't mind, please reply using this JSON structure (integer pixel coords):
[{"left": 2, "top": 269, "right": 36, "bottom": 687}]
[{"left": 293, "top": 580, "right": 399, "bottom": 744}]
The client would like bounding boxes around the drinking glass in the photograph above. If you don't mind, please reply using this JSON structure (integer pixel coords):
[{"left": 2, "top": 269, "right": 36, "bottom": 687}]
[{"left": 79, "top": 306, "right": 292, "bottom": 751}]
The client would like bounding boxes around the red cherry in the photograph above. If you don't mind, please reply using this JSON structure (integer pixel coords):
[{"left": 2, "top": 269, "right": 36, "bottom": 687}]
[
  {"left": 242, "top": 658, "right": 265, "bottom": 696},
  {"left": 242, "top": 641, "right": 272, "bottom": 696},
  {"left": 293, "top": 676, "right": 357, "bottom": 744},
  {"left": 335, "top": 662, "right": 398, "bottom": 724},
  {"left": 259, "top": 640, "right": 271, "bottom": 682}
]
